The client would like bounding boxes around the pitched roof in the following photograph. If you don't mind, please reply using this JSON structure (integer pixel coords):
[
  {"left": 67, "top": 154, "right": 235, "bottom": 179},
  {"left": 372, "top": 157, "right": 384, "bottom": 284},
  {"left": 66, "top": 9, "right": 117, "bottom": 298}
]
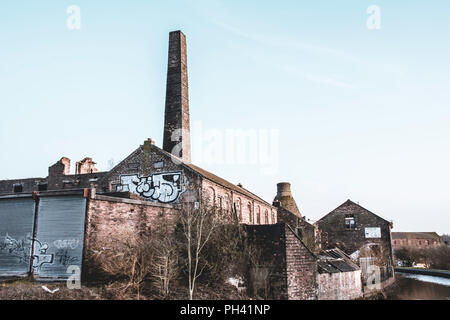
[
  {"left": 392, "top": 232, "right": 441, "bottom": 240},
  {"left": 316, "top": 199, "right": 390, "bottom": 224},
  {"left": 318, "top": 248, "right": 360, "bottom": 274},
  {"left": 149, "top": 144, "right": 272, "bottom": 206},
  {"left": 184, "top": 163, "right": 272, "bottom": 206}
]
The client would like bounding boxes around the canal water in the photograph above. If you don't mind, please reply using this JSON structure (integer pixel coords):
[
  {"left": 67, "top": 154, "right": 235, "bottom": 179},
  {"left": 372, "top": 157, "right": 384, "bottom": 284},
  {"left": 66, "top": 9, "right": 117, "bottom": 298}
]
[{"left": 385, "top": 272, "right": 450, "bottom": 300}]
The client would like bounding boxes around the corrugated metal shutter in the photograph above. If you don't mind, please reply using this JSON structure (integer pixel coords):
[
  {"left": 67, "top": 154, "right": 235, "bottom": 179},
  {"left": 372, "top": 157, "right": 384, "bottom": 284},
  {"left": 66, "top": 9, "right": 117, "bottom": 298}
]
[
  {"left": 33, "top": 196, "right": 87, "bottom": 280},
  {"left": 0, "top": 197, "right": 36, "bottom": 276}
]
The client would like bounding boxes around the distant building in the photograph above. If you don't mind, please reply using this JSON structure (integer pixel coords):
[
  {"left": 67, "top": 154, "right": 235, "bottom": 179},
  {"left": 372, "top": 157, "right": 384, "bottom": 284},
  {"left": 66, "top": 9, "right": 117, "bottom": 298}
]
[
  {"left": 442, "top": 234, "right": 450, "bottom": 245},
  {"left": 392, "top": 232, "right": 442, "bottom": 249}
]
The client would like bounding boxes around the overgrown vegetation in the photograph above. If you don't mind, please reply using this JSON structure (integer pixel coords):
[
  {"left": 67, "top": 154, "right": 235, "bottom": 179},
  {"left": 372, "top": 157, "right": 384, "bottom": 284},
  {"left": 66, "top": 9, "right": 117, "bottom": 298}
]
[
  {"left": 80, "top": 203, "right": 259, "bottom": 300},
  {"left": 394, "top": 245, "right": 450, "bottom": 270}
]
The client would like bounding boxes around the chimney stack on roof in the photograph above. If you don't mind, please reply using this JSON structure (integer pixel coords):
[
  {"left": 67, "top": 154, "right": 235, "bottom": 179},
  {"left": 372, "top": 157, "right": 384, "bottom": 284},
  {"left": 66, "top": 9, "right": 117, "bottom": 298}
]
[
  {"left": 49, "top": 157, "right": 71, "bottom": 176},
  {"left": 75, "top": 157, "right": 98, "bottom": 175}
]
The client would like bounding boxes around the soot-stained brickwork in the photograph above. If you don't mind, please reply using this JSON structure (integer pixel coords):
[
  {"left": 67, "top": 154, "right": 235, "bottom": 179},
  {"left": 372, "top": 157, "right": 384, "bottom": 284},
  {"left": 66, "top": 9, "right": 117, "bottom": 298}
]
[
  {"left": 163, "top": 30, "right": 191, "bottom": 164},
  {"left": 316, "top": 200, "right": 394, "bottom": 288},
  {"left": 245, "top": 223, "right": 318, "bottom": 300},
  {"left": 0, "top": 30, "right": 396, "bottom": 299}
]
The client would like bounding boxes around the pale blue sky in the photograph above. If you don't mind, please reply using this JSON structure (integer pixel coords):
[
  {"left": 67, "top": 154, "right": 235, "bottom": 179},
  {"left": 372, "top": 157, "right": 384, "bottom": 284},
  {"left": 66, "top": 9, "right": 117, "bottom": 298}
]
[{"left": 0, "top": 1, "right": 449, "bottom": 233}]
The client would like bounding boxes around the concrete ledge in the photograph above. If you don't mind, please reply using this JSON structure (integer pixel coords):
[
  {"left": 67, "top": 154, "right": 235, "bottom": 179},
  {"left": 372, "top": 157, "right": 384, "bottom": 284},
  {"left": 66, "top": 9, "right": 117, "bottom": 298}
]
[
  {"left": 395, "top": 267, "right": 450, "bottom": 279},
  {"left": 92, "top": 194, "right": 178, "bottom": 209},
  {"left": 0, "top": 193, "right": 34, "bottom": 199}
]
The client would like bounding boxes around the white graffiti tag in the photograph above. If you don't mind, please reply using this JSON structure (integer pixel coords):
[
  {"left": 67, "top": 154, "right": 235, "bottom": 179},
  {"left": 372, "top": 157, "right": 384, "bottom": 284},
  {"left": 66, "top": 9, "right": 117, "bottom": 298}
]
[
  {"left": 116, "top": 171, "right": 186, "bottom": 203},
  {"left": 32, "top": 239, "right": 54, "bottom": 270},
  {"left": 53, "top": 239, "right": 80, "bottom": 250}
]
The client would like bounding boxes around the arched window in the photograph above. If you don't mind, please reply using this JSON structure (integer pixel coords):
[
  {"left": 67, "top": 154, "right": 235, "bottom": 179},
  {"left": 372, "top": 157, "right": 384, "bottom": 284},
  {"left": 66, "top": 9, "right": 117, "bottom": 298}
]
[
  {"left": 256, "top": 206, "right": 261, "bottom": 224},
  {"left": 217, "top": 196, "right": 223, "bottom": 209},
  {"left": 248, "top": 202, "right": 253, "bottom": 223},
  {"left": 264, "top": 209, "right": 269, "bottom": 224},
  {"left": 224, "top": 194, "right": 231, "bottom": 212},
  {"left": 235, "top": 198, "right": 242, "bottom": 220},
  {"left": 271, "top": 210, "right": 275, "bottom": 223},
  {"left": 206, "top": 187, "right": 215, "bottom": 207}
]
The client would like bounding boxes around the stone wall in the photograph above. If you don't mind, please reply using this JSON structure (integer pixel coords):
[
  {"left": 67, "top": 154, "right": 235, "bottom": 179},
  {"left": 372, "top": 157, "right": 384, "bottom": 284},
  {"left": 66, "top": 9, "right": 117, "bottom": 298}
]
[
  {"left": 277, "top": 206, "right": 318, "bottom": 253},
  {"left": 285, "top": 225, "right": 318, "bottom": 300},
  {"left": 245, "top": 223, "right": 318, "bottom": 300}
]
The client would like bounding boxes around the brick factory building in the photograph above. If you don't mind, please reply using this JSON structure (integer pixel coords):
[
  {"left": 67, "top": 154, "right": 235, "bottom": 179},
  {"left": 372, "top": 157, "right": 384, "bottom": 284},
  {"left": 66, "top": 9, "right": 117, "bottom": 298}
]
[
  {"left": 392, "top": 232, "right": 442, "bottom": 249},
  {"left": 315, "top": 200, "right": 395, "bottom": 292},
  {"left": 0, "top": 31, "right": 390, "bottom": 299}
]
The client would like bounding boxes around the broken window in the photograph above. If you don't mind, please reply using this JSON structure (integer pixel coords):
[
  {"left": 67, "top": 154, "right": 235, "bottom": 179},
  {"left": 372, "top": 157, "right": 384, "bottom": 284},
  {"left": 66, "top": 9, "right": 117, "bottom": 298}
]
[
  {"left": 344, "top": 215, "right": 356, "bottom": 229},
  {"left": 13, "top": 184, "right": 23, "bottom": 193}
]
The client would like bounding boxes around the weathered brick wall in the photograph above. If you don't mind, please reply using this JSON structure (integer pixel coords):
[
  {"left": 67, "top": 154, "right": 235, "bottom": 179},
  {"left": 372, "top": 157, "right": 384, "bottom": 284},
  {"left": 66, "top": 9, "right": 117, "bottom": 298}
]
[
  {"left": 96, "top": 142, "right": 201, "bottom": 204},
  {"left": 245, "top": 223, "right": 318, "bottom": 300},
  {"left": 84, "top": 194, "right": 179, "bottom": 253},
  {"left": 317, "top": 270, "right": 362, "bottom": 300},
  {"left": 284, "top": 225, "right": 318, "bottom": 300},
  {"left": 244, "top": 224, "right": 288, "bottom": 300},
  {"left": 277, "top": 207, "right": 318, "bottom": 253},
  {"left": 0, "top": 178, "right": 46, "bottom": 193},
  {"left": 316, "top": 200, "right": 394, "bottom": 284},
  {"left": 202, "top": 179, "right": 276, "bottom": 225}
]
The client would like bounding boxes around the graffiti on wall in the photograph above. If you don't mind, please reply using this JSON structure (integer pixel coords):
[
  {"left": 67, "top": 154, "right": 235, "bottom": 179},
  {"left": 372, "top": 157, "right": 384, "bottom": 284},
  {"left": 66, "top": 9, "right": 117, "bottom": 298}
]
[
  {"left": 116, "top": 171, "right": 186, "bottom": 203},
  {"left": 0, "top": 233, "right": 31, "bottom": 264},
  {"left": 32, "top": 239, "right": 54, "bottom": 271},
  {"left": 1, "top": 234, "right": 80, "bottom": 271}
]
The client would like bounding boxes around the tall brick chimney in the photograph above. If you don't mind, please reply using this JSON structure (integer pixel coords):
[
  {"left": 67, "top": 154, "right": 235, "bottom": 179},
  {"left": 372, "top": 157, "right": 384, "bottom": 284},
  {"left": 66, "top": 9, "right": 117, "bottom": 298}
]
[
  {"left": 273, "top": 182, "right": 302, "bottom": 217},
  {"left": 163, "top": 30, "right": 191, "bottom": 163}
]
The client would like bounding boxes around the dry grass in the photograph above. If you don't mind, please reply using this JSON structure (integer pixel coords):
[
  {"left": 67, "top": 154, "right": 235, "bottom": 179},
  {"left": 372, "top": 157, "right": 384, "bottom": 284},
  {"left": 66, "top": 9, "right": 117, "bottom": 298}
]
[
  {"left": 0, "top": 278, "right": 250, "bottom": 300},
  {"left": 0, "top": 278, "right": 103, "bottom": 300}
]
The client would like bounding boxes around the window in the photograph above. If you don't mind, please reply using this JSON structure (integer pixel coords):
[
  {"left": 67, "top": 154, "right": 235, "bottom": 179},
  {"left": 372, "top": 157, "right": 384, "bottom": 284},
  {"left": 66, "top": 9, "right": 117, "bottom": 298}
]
[
  {"left": 37, "top": 183, "right": 48, "bottom": 191},
  {"left": 206, "top": 187, "right": 215, "bottom": 207},
  {"left": 218, "top": 196, "right": 223, "bottom": 209},
  {"left": 248, "top": 203, "right": 253, "bottom": 223},
  {"left": 256, "top": 206, "right": 261, "bottom": 224},
  {"left": 265, "top": 210, "right": 269, "bottom": 224},
  {"left": 153, "top": 161, "right": 164, "bottom": 169},
  {"left": 235, "top": 198, "right": 242, "bottom": 220},
  {"left": 344, "top": 215, "right": 356, "bottom": 229},
  {"left": 224, "top": 194, "right": 230, "bottom": 212},
  {"left": 13, "top": 184, "right": 23, "bottom": 193}
]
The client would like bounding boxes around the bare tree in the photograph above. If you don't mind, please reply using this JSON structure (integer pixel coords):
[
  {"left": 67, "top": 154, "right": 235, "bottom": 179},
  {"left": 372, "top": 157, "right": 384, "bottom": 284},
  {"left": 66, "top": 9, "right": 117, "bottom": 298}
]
[
  {"left": 178, "top": 202, "right": 222, "bottom": 300},
  {"left": 150, "top": 236, "right": 179, "bottom": 298}
]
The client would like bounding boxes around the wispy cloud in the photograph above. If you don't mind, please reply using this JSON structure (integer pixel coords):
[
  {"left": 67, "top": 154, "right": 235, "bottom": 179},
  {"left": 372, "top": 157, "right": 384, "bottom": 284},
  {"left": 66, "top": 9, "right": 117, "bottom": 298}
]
[
  {"left": 214, "top": 20, "right": 361, "bottom": 65},
  {"left": 203, "top": 16, "right": 358, "bottom": 89}
]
